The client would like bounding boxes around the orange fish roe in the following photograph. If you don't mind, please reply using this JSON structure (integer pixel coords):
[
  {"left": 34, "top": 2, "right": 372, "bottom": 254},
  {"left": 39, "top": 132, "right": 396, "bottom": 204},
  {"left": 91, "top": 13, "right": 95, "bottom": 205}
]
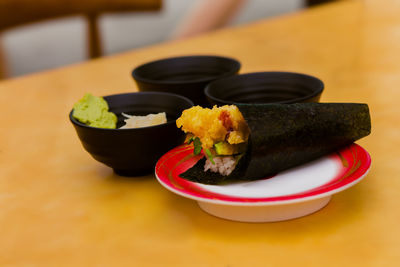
[{"left": 176, "top": 105, "right": 249, "bottom": 149}]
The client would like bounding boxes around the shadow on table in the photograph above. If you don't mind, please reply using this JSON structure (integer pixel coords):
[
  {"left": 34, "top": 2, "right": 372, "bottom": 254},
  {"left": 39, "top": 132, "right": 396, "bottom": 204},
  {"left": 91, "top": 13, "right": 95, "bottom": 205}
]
[
  {"left": 163, "top": 177, "right": 372, "bottom": 242},
  {"left": 98, "top": 165, "right": 375, "bottom": 244}
]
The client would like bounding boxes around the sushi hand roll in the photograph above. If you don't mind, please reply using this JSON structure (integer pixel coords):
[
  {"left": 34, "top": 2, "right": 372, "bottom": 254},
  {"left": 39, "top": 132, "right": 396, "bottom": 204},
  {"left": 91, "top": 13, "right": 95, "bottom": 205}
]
[{"left": 176, "top": 103, "right": 371, "bottom": 185}]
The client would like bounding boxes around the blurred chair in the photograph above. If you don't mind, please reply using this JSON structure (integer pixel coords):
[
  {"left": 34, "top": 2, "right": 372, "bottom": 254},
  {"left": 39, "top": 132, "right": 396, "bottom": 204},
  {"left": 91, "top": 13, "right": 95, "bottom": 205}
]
[{"left": 0, "top": 0, "right": 161, "bottom": 78}]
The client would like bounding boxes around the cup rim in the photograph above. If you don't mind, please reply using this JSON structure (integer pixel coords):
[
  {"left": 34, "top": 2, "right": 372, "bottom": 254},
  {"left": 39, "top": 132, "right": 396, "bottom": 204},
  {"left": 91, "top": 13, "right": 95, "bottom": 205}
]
[
  {"left": 69, "top": 91, "right": 194, "bottom": 131},
  {"left": 131, "top": 55, "right": 241, "bottom": 85},
  {"left": 204, "top": 71, "right": 324, "bottom": 105}
]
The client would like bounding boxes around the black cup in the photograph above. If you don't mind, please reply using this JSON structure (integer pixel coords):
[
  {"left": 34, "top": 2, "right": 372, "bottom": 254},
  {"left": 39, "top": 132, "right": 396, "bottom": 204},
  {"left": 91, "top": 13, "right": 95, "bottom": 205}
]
[
  {"left": 131, "top": 55, "right": 241, "bottom": 106},
  {"left": 70, "top": 92, "right": 194, "bottom": 176},
  {"left": 205, "top": 72, "right": 324, "bottom": 106}
]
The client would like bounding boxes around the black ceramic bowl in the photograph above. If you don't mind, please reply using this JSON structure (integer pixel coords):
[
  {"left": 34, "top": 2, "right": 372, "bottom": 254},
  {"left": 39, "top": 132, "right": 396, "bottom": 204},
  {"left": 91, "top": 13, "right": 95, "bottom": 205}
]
[
  {"left": 69, "top": 92, "right": 193, "bottom": 176},
  {"left": 205, "top": 72, "right": 324, "bottom": 106},
  {"left": 131, "top": 55, "right": 241, "bottom": 106}
]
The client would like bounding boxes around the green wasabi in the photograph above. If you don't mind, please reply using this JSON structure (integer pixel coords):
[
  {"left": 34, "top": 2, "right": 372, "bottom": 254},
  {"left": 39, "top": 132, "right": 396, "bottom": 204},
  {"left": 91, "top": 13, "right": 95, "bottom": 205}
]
[{"left": 72, "top": 93, "right": 117, "bottom": 129}]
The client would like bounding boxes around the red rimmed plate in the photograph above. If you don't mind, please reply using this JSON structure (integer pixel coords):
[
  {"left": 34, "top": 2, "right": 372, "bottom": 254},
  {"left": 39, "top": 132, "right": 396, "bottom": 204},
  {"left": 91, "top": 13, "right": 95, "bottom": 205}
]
[{"left": 155, "top": 143, "right": 371, "bottom": 222}]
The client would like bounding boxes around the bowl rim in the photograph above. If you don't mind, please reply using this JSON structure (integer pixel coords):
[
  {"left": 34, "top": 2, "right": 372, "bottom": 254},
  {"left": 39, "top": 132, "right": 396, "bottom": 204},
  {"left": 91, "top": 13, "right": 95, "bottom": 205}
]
[
  {"left": 69, "top": 91, "right": 194, "bottom": 131},
  {"left": 204, "top": 71, "right": 325, "bottom": 105},
  {"left": 131, "top": 55, "right": 241, "bottom": 85}
]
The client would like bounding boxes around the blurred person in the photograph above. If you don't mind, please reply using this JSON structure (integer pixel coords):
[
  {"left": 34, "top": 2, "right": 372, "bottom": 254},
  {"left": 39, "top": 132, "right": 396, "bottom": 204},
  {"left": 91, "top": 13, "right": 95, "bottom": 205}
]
[
  {"left": 171, "top": 0, "right": 335, "bottom": 40},
  {"left": 171, "top": 0, "right": 249, "bottom": 39}
]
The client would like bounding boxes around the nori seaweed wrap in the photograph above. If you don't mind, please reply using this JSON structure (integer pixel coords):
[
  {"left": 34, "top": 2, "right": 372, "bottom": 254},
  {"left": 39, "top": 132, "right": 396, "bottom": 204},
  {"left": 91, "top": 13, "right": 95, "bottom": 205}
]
[{"left": 179, "top": 103, "right": 371, "bottom": 184}]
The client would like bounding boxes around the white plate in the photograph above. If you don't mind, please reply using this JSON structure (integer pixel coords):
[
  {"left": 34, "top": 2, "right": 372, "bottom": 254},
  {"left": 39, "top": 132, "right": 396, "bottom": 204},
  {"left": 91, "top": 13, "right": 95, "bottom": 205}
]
[{"left": 155, "top": 143, "right": 371, "bottom": 222}]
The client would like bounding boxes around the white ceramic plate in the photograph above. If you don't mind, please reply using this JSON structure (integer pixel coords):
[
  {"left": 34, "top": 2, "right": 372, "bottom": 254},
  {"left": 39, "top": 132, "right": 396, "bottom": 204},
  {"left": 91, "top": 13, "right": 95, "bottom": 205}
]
[{"left": 155, "top": 143, "right": 371, "bottom": 222}]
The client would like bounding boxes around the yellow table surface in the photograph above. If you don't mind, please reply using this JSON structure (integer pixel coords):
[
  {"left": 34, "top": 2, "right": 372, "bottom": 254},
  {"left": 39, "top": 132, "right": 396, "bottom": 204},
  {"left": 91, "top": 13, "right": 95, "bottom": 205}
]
[{"left": 1, "top": 0, "right": 400, "bottom": 266}]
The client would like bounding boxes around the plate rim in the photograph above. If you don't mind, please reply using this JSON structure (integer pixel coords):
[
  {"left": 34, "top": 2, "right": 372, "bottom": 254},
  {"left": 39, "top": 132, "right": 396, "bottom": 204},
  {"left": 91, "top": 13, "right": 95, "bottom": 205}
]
[{"left": 155, "top": 144, "right": 371, "bottom": 206}]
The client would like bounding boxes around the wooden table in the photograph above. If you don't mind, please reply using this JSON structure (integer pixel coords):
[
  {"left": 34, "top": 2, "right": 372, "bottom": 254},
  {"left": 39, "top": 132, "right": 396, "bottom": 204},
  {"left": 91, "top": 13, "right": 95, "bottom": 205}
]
[{"left": 1, "top": 0, "right": 399, "bottom": 265}]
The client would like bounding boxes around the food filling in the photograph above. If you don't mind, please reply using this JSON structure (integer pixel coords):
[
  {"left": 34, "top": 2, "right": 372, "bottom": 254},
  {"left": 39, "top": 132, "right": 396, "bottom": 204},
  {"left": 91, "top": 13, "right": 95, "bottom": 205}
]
[
  {"left": 176, "top": 105, "right": 250, "bottom": 176},
  {"left": 73, "top": 93, "right": 168, "bottom": 129}
]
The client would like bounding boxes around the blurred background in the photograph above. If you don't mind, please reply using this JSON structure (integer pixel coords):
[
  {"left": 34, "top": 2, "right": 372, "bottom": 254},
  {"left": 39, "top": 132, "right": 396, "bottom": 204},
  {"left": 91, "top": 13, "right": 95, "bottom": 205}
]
[{"left": 0, "top": 0, "right": 330, "bottom": 78}]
